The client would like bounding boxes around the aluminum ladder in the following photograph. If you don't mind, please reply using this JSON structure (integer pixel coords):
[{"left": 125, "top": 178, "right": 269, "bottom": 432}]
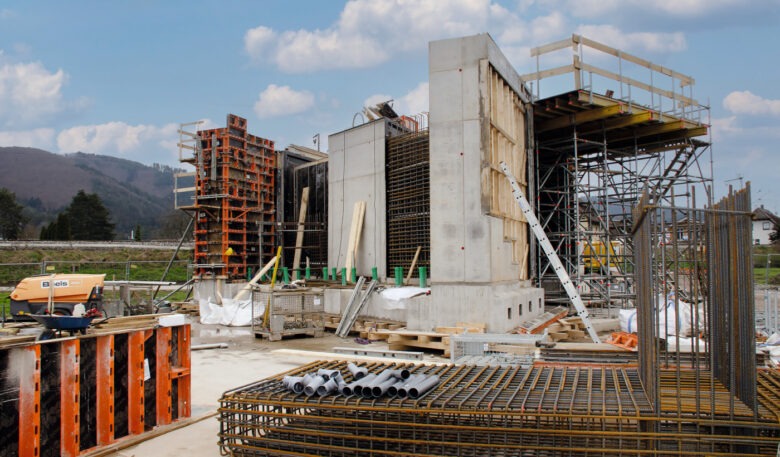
[{"left": 499, "top": 161, "right": 601, "bottom": 343}]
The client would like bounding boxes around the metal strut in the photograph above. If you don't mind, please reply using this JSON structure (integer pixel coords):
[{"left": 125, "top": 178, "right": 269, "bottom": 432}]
[{"left": 499, "top": 161, "right": 601, "bottom": 343}]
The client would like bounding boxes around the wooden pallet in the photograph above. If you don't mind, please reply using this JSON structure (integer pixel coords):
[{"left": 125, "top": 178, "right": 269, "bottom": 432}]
[
  {"left": 376, "top": 329, "right": 451, "bottom": 357},
  {"left": 323, "top": 313, "right": 405, "bottom": 337},
  {"left": 547, "top": 316, "right": 591, "bottom": 342},
  {"left": 515, "top": 306, "right": 569, "bottom": 335}
]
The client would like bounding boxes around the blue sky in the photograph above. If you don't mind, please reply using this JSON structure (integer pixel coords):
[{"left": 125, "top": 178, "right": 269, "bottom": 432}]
[{"left": 0, "top": 1, "right": 778, "bottom": 212}]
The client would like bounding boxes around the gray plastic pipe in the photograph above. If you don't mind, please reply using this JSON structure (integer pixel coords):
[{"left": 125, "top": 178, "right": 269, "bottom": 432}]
[
  {"left": 352, "top": 373, "right": 376, "bottom": 396},
  {"left": 341, "top": 380, "right": 359, "bottom": 396},
  {"left": 317, "top": 378, "right": 339, "bottom": 395},
  {"left": 397, "top": 374, "right": 426, "bottom": 399},
  {"left": 347, "top": 362, "right": 367, "bottom": 380},
  {"left": 387, "top": 379, "right": 406, "bottom": 397},
  {"left": 317, "top": 369, "right": 341, "bottom": 381},
  {"left": 282, "top": 376, "right": 303, "bottom": 392},
  {"left": 372, "top": 378, "right": 399, "bottom": 398},
  {"left": 408, "top": 375, "right": 440, "bottom": 399},
  {"left": 304, "top": 375, "right": 325, "bottom": 396}
]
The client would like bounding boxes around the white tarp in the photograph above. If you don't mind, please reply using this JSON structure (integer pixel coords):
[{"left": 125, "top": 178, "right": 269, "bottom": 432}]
[
  {"left": 198, "top": 297, "right": 259, "bottom": 327},
  {"left": 379, "top": 287, "right": 430, "bottom": 310},
  {"left": 619, "top": 293, "right": 705, "bottom": 338}
]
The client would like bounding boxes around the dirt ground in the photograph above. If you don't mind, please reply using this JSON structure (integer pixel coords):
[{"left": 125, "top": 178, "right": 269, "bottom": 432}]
[{"left": 108, "top": 318, "right": 446, "bottom": 456}]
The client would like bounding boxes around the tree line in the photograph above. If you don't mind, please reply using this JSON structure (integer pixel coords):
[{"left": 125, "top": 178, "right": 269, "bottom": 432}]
[{"left": 1, "top": 188, "right": 115, "bottom": 241}]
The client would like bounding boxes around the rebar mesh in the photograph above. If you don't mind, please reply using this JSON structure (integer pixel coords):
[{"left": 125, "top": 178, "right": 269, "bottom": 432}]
[
  {"left": 218, "top": 361, "right": 780, "bottom": 456},
  {"left": 386, "top": 130, "right": 430, "bottom": 277}
]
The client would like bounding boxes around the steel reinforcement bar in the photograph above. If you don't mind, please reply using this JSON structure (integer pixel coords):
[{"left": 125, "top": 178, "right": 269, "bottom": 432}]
[{"left": 218, "top": 361, "right": 780, "bottom": 456}]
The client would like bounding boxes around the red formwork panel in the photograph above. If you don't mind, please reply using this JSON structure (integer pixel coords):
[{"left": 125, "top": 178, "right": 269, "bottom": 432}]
[{"left": 0, "top": 323, "right": 191, "bottom": 457}]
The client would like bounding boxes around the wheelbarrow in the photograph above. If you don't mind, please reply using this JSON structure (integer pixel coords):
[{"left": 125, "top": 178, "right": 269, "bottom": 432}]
[{"left": 30, "top": 314, "right": 96, "bottom": 340}]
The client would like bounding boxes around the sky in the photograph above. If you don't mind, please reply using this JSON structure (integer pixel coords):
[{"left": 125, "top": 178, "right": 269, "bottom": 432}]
[{"left": 0, "top": 0, "right": 778, "bottom": 212}]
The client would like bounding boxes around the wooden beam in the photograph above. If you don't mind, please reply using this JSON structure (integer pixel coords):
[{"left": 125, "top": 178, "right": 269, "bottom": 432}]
[
  {"left": 579, "top": 63, "right": 698, "bottom": 107},
  {"left": 292, "top": 187, "right": 310, "bottom": 274},
  {"left": 537, "top": 104, "right": 627, "bottom": 132},
  {"left": 521, "top": 64, "right": 575, "bottom": 82},
  {"left": 405, "top": 246, "right": 422, "bottom": 285},
  {"left": 530, "top": 37, "right": 574, "bottom": 57}
]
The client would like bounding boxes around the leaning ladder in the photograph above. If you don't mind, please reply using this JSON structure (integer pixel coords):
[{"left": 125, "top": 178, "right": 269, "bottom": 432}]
[{"left": 499, "top": 161, "right": 601, "bottom": 343}]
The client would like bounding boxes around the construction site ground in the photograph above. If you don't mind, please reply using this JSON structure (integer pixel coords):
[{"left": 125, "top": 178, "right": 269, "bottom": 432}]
[{"left": 109, "top": 318, "right": 452, "bottom": 457}]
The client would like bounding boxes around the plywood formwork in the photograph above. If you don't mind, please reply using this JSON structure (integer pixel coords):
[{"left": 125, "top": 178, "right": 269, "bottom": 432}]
[{"left": 178, "top": 114, "right": 275, "bottom": 280}]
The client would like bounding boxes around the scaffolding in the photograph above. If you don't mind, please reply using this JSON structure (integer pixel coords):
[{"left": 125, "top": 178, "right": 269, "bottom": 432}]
[
  {"left": 176, "top": 114, "right": 275, "bottom": 280},
  {"left": 522, "top": 35, "right": 712, "bottom": 312}
]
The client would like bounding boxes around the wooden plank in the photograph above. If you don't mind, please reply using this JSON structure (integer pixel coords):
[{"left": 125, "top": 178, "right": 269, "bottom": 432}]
[
  {"left": 345, "top": 201, "right": 366, "bottom": 273},
  {"left": 520, "top": 64, "right": 575, "bottom": 83},
  {"left": 579, "top": 63, "right": 698, "bottom": 107},
  {"left": 292, "top": 187, "right": 310, "bottom": 274},
  {"left": 404, "top": 246, "right": 422, "bottom": 284},
  {"left": 530, "top": 37, "right": 574, "bottom": 57}
]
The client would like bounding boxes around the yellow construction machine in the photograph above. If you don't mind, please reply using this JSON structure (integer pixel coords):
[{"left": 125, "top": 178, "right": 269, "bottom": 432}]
[{"left": 10, "top": 273, "right": 105, "bottom": 317}]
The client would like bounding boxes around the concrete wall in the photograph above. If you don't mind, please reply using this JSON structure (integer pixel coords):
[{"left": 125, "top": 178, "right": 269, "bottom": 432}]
[
  {"left": 424, "top": 33, "right": 544, "bottom": 333},
  {"left": 327, "top": 120, "right": 388, "bottom": 278}
]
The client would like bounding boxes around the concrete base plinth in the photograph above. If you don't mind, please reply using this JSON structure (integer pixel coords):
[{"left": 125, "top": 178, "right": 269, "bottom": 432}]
[
  {"left": 324, "top": 288, "right": 417, "bottom": 323},
  {"left": 407, "top": 282, "right": 544, "bottom": 333}
]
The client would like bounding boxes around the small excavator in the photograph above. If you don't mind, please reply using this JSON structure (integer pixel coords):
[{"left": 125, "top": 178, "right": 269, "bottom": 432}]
[{"left": 9, "top": 273, "right": 105, "bottom": 317}]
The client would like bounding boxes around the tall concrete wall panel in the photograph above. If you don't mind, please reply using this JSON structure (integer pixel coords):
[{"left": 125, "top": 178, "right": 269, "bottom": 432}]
[{"left": 327, "top": 120, "right": 387, "bottom": 278}]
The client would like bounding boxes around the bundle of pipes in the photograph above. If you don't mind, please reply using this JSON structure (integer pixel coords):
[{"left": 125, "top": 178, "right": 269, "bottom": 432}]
[{"left": 281, "top": 363, "right": 438, "bottom": 400}]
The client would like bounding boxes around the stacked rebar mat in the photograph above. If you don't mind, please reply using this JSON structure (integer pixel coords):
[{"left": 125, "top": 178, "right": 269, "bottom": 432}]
[{"left": 218, "top": 361, "right": 780, "bottom": 457}]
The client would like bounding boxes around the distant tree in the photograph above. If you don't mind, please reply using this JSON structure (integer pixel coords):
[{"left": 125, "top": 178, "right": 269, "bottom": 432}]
[
  {"left": 156, "top": 210, "right": 193, "bottom": 239},
  {"left": 0, "top": 188, "right": 28, "bottom": 240},
  {"left": 134, "top": 224, "right": 142, "bottom": 241},
  {"left": 771, "top": 223, "right": 779, "bottom": 244},
  {"left": 66, "top": 190, "right": 115, "bottom": 240},
  {"left": 42, "top": 190, "right": 115, "bottom": 241}
]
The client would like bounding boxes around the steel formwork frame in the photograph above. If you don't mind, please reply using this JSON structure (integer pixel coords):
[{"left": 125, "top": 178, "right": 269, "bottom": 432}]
[
  {"left": 177, "top": 114, "right": 275, "bottom": 280},
  {"left": 0, "top": 325, "right": 191, "bottom": 457}
]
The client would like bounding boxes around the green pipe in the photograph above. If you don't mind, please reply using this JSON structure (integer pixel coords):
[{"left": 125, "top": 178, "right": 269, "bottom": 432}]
[
  {"left": 331, "top": 267, "right": 337, "bottom": 281},
  {"left": 341, "top": 267, "right": 347, "bottom": 286},
  {"left": 419, "top": 267, "right": 427, "bottom": 288},
  {"left": 350, "top": 267, "right": 357, "bottom": 283},
  {"left": 394, "top": 267, "right": 403, "bottom": 286},
  {"left": 371, "top": 267, "right": 378, "bottom": 281},
  {"left": 282, "top": 267, "right": 290, "bottom": 284},
  {"left": 305, "top": 267, "right": 311, "bottom": 280}
]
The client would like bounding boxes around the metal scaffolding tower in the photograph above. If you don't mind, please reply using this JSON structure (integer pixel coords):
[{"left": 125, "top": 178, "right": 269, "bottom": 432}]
[{"left": 522, "top": 35, "right": 712, "bottom": 313}]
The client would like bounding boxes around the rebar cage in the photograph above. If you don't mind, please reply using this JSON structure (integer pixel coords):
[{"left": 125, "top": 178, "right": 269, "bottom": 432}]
[
  {"left": 218, "top": 360, "right": 780, "bottom": 456},
  {"left": 250, "top": 288, "right": 324, "bottom": 339}
]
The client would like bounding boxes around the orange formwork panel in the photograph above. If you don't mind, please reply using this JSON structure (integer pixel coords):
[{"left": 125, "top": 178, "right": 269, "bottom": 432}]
[
  {"left": 0, "top": 324, "right": 191, "bottom": 457},
  {"left": 18, "top": 345, "right": 41, "bottom": 457},
  {"left": 60, "top": 339, "right": 80, "bottom": 457}
]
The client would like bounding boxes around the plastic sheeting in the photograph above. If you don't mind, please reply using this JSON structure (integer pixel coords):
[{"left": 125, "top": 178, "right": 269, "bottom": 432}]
[
  {"left": 198, "top": 297, "right": 260, "bottom": 327},
  {"left": 379, "top": 287, "right": 430, "bottom": 310},
  {"left": 619, "top": 294, "right": 705, "bottom": 338}
]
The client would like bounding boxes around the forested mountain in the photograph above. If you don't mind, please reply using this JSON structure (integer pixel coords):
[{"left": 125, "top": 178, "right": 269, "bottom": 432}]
[{"left": 0, "top": 147, "right": 188, "bottom": 239}]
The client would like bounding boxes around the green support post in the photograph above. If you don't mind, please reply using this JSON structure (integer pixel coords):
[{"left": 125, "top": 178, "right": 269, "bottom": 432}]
[
  {"left": 394, "top": 267, "right": 403, "bottom": 286},
  {"left": 341, "top": 268, "right": 347, "bottom": 286},
  {"left": 282, "top": 267, "right": 290, "bottom": 284},
  {"left": 350, "top": 267, "right": 357, "bottom": 283},
  {"left": 323, "top": 267, "right": 329, "bottom": 280},
  {"left": 305, "top": 267, "right": 311, "bottom": 280},
  {"left": 371, "top": 267, "right": 378, "bottom": 281},
  {"left": 295, "top": 269, "right": 301, "bottom": 280},
  {"left": 331, "top": 267, "right": 337, "bottom": 281}
]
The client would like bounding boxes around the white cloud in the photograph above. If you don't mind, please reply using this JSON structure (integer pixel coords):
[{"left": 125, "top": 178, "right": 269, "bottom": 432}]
[
  {"left": 253, "top": 84, "right": 314, "bottom": 119},
  {"left": 0, "top": 58, "right": 68, "bottom": 127},
  {"left": 574, "top": 25, "right": 687, "bottom": 53},
  {"left": 0, "top": 128, "right": 55, "bottom": 148},
  {"left": 244, "top": 0, "right": 506, "bottom": 73},
  {"left": 399, "top": 82, "right": 429, "bottom": 115},
  {"left": 56, "top": 121, "right": 181, "bottom": 164},
  {"left": 723, "top": 90, "right": 780, "bottom": 116}
]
